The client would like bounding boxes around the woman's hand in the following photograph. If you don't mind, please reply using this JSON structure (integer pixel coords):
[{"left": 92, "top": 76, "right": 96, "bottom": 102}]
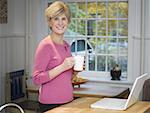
[{"left": 61, "top": 57, "right": 75, "bottom": 71}]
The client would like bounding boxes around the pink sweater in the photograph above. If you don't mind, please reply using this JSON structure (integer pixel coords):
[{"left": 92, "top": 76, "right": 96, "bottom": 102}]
[{"left": 33, "top": 37, "right": 73, "bottom": 104}]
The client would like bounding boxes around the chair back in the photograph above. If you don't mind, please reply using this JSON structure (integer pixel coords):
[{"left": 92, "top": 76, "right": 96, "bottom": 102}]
[{"left": 5, "top": 70, "right": 26, "bottom": 103}]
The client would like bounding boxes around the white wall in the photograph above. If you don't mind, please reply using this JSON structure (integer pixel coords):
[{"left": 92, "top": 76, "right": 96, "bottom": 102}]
[
  {"left": 144, "top": 0, "right": 150, "bottom": 74},
  {"left": 0, "top": 0, "right": 48, "bottom": 104},
  {"left": 0, "top": 38, "right": 6, "bottom": 105},
  {"left": 1, "top": 0, "right": 25, "bottom": 35},
  {"left": 0, "top": 0, "right": 26, "bottom": 105}
]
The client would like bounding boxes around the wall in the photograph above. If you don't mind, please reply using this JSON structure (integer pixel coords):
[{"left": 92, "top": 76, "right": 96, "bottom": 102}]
[
  {"left": 0, "top": 38, "right": 5, "bottom": 105},
  {"left": 0, "top": 0, "right": 48, "bottom": 104},
  {"left": 0, "top": 0, "right": 25, "bottom": 105},
  {"left": 144, "top": 0, "right": 150, "bottom": 74}
]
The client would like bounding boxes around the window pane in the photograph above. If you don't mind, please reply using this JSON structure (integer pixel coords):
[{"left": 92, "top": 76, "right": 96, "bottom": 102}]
[
  {"left": 87, "top": 2, "right": 97, "bottom": 18},
  {"left": 107, "top": 56, "right": 117, "bottom": 71},
  {"left": 87, "top": 20, "right": 96, "bottom": 35},
  {"left": 108, "top": 20, "right": 117, "bottom": 36},
  {"left": 118, "top": 38, "right": 128, "bottom": 54},
  {"left": 108, "top": 38, "right": 118, "bottom": 54},
  {"left": 108, "top": 2, "right": 117, "bottom": 18},
  {"left": 77, "top": 2, "right": 86, "bottom": 18},
  {"left": 118, "top": 2, "right": 128, "bottom": 18},
  {"left": 88, "top": 55, "right": 95, "bottom": 71},
  {"left": 97, "top": 2, "right": 106, "bottom": 18},
  {"left": 118, "top": 56, "right": 127, "bottom": 73},
  {"left": 118, "top": 20, "right": 128, "bottom": 36},
  {"left": 88, "top": 37, "right": 96, "bottom": 52},
  {"left": 97, "top": 38, "right": 106, "bottom": 54},
  {"left": 97, "top": 55, "right": 106, "bottom": 71},
  {"left": 68, "top": 19, "right": 76, "bottom": 34},
  {"left": 97, "top": 20, "right": 106, "bottom": 36},
  {"left": 68, "top": 3, "right": 77, "bottom": 18},
  {"left": 77, "top": 19, "right": 86, "bottom": 35}
]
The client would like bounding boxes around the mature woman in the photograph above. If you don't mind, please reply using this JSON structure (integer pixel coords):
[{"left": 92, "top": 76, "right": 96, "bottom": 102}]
[{"left": 33, "top": 1, "right": 76, "bottom": 112}]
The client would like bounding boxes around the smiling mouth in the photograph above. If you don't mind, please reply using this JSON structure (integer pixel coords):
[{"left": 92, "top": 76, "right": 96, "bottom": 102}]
[{"left": 56, "top": 26, "right": 65, "bottom": 30}]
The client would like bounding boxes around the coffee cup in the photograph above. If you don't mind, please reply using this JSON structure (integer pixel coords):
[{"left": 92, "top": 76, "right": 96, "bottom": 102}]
[{"left": 73, "top": 55, "right": 84, "bottom": 71}]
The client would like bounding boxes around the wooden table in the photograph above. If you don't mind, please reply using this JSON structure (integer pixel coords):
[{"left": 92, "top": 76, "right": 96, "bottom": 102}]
[
  {"left": 27, "top": 82, "right": 129, "bottom": 98},
  {"left": 73, "top": 82, "right": 129, "bottom": 98},
  {"left": 45, "top": 97, "right": 150, "bottom": 113}
]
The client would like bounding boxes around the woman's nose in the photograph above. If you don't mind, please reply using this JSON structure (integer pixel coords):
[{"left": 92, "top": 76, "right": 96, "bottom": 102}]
[{"left": 58, "top": 19, "right": 63, "bottom": 25}]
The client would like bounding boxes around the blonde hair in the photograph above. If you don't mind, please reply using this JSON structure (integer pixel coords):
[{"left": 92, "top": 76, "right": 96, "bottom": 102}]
[{"left": 45, "top": 1, "right": 71, "bottom": 23}]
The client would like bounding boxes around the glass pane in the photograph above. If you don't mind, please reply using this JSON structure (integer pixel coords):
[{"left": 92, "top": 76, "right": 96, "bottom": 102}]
[
  {"left": 88, "top": 55, "right": 95, "bottom": 71},
  {"left": 67, "top": 19, "right": 76, "bottom": 34},
  {"left": 107, "top": 56, "right": 117, "bottom": 72},
  {"left": 68, "top": 3, "right": 77, "bottom": 18},
  {"left": 87, "top": 20, "right": 96, "bottom": 35},
  {"left": 97, "top": 38, "right": 106, "bottom": 54},
  {"left": 77, "top": 19, "right": 86, "bottom": 35},
  {"left": 108, "top": 2, "right": 117, "bottom": 18},
  {"left": 97, "top": 55, "right": 106, "bottom": 71},
  {"left": 87, "top": 2, "right": 97, "bottom": 18},
  {"left": 108, "top": 20, "right": 117, "bottom": 36},
  {"left": 97, "top": 2, "right": 106, "bottom": 18},
  {"left": 118, "top": 56, "right": 127, "bottom": 73},
  {"left": 118, "top": 2, "right": 128, "bottom": 18},
  {"left": 108, "top": 38, "right": 118, "bottom": 54},
  {"left": 118, "top": 20, "right": 128, "bottom": 36},
  {"left": 77, "top": 2, "right": 86, "bottom": 18},
  {"left": 97, "top": 20, "right": 106, "bottom": 36},
  {"left": 88, "top": 37, "right": 96, "bottom": 52},
  {"left": 118, "top": 38, "right": 128, "bottom": 54}
]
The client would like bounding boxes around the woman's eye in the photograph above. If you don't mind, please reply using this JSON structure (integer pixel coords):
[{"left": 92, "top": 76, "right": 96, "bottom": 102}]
[
  {"left": 54, "top": 17, "right": 59, "bottom": 20},
  {"left": 62, "top": 17, "right": 66, "bottom": 20}
]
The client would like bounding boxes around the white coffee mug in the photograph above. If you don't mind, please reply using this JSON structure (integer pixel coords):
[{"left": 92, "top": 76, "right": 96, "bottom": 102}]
[{"left": 74, "top": 55, "right": 84, "bottom": 71}]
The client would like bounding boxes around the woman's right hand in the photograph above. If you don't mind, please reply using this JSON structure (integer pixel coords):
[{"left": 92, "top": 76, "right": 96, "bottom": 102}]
[{"left": 61, "top": 57, "right": 75, "bottom": 71}]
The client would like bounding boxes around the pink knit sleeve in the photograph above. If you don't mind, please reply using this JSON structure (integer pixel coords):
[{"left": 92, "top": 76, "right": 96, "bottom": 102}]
[{"left": 32, "top": 43, "right": 51, "bottom": 85}]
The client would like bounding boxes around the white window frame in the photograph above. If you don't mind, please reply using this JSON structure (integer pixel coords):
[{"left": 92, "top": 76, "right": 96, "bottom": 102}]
[
  {"left": 63, "top": 0, "right": 142, "bottom": 83},
  {"left": 84, "top": 0, "right": 142, "bottom": 83}
]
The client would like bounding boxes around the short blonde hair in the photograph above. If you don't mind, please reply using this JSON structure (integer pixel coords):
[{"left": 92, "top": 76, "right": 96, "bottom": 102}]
[{"left": 45, "top": 1, "right": 71, "bottom": 23}]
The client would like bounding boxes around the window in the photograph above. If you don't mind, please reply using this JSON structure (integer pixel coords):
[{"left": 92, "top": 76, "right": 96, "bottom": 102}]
[{"left": 46, "top": 0, "right": 141, "bottom": 82}]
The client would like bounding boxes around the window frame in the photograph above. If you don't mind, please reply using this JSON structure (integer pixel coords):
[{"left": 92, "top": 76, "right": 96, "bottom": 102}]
[{"left": 43, "top": 0, "right": 142, "bottom": 83}]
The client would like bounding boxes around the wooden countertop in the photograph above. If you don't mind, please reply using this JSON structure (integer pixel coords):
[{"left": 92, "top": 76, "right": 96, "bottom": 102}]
[
  {"left": 27, "top": 82, "right": 129, "bottom": 98},
  {"left": 73, "top": 82, "right": 129, "bottom": 98},
  {"left": 45, "top": 97, "right": 150, "bottom": 113}
]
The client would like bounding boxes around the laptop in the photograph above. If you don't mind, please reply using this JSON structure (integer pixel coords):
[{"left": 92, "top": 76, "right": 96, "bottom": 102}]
[{"left": 90, "top": 73, "right": 149, "bottom": 110}]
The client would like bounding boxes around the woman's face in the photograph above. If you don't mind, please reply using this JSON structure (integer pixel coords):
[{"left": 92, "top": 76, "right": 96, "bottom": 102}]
[{"left": 49, "top": 13, "right": 69, "bottom": 35}]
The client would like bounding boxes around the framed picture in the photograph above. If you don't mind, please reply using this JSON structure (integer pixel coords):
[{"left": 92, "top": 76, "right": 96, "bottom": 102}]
[{"left": 0, "top": 0, "right": 7, "bottom": 23}]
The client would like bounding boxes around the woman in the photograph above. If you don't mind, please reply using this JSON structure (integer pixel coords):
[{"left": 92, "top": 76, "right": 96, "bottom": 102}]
[{"left": 33, "top": 1, "right": 76, "bottom": 112}]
